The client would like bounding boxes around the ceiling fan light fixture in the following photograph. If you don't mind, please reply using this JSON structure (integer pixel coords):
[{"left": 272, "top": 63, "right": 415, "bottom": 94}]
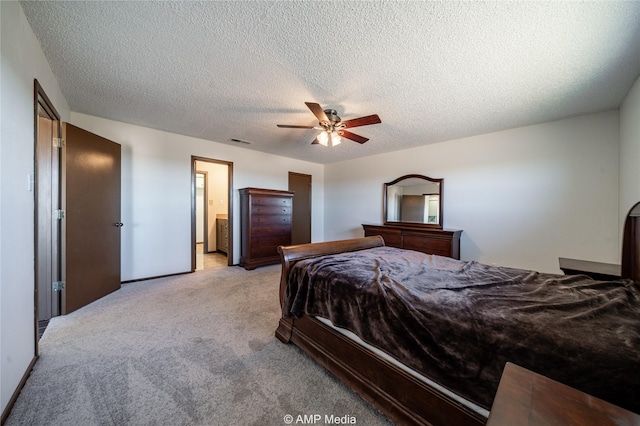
[
  {"left": 317, "top": 131, "right": 329, "bottom": 146},
  {"left": 330, "top": 132, "right": 342, "bottom": 146},
  {"left": 277, "top": 102, "right": 381, "bottom": 147}
]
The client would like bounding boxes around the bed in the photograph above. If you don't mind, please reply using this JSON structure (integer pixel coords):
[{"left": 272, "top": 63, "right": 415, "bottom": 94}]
[{"left": 275, "top": 211, "right": 640, "bottom": 425}]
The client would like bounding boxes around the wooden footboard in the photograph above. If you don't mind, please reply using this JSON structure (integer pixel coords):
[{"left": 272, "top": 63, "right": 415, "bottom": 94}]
[{"left": 274, "top": 237, "right": 486, "bottom": 426}]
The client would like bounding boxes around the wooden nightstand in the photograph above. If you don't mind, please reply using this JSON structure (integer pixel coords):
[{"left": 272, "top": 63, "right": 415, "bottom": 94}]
[{"left": 487, "top": 363, "right": 640, "bottom": 426}]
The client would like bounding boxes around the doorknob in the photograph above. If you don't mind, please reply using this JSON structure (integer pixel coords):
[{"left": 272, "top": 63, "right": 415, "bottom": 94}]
[{"left": 114, "top": 222, "right": 124, "bottom": 227}]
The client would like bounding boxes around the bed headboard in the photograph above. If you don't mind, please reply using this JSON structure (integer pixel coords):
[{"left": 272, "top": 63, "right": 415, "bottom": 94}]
[{"left": 621, "top": 201, "right": 640, "bottom": 283}]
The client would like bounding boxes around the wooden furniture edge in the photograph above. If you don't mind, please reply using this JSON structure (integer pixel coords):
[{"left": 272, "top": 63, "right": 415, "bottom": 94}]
[
  {"left": 239, "top": 187, "right": 294, "bottom": 196},
  {"left": 487, "top": 362, "right": 640, "bottom": 425},
  {"left": 275, "top": 237, "right": 486, "bottom": 426}
]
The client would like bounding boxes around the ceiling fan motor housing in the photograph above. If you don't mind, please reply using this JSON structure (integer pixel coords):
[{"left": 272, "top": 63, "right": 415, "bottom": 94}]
[{"left": 323, "top": 109, "right": 341, "bottom": 125}]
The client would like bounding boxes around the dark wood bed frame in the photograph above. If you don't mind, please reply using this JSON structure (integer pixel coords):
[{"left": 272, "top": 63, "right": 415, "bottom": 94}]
[
  {"left": 275, "top": 236, "right": 486, "bottom": 426},
  {"left": 274, "top": 205, "right": 640, "bottom": 426}
]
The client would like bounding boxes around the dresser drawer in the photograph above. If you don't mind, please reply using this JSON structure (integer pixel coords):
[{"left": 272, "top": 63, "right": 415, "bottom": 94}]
[
  {"left": 249, "top": 224, "right": 291, "bottom": 237},
  {"left": 372, "top": 231, "right": 402, "bottom": 248},
  {"left": 363, "top": 226, "right": 402, "bottom": 248},
  {"left": 251, "top": 205, "right": 292, "bottom": 216},
  {"left": 252, "top": 196, "right": 292, "bottom": 207},
  {"left": 251, "top": 215, "right": 292, "bottom": 228},
  {"left": 249, "top": 235, "right": 291, "bottom": 258},
  {"left": 403, "top": 234, "right": 451, "bottom": 255}
]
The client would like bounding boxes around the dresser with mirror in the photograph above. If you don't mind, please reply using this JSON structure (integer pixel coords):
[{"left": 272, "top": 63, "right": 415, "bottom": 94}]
[{"left": 363, "top": 174, "right": 462, "bottom": 259}]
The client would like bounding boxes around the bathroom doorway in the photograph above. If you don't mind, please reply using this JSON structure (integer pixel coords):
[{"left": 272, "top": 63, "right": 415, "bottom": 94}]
[{"left": 191, "top": 156, "right": 233, "bottom": 270}]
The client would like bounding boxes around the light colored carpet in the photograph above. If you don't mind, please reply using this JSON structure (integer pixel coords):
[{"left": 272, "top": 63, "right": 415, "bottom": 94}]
[{"left": 5, "top": 264, "right": 391, "bottom": 426}]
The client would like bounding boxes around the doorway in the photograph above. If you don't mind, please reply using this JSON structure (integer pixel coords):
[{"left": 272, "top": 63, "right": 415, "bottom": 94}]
[
  {"left": 34, "top": 80, "right": 62, "bottom": 342},
  {"left": 191, "top": 156, "right": 233, "bottom": 270},
  {"left": 289, "top": 172, "right": 312, "bottom": 245}
]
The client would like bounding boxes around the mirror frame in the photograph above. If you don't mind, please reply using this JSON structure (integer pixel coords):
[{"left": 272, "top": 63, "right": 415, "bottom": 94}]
[{"left": 383, "top": 174, "right": 443, "bottom": 229}]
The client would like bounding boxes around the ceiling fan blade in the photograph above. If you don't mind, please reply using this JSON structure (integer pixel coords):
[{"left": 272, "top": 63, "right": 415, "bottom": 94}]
[
  {"left": 342, "top": 114, "right": 382, "bottom": 129},
  {"left": 311, "top": 138, "right": 320, "bottom": 145},
  {"left": 277, "top": 124, "right": 315, "bottom": 129},
  {"left": 305, "top": 102, "right": 329, "bottom": 123},
  {"left": 340, "top": 130, "right": 369, "bottom": 144}
]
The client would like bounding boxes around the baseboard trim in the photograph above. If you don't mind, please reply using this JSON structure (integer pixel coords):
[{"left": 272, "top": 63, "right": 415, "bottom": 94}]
[
  {"left": 121, "top": 270, "right": 192, "bottom": 284},
  {"left": 1, "top": 355, "right": 38, "bottom": 425}
]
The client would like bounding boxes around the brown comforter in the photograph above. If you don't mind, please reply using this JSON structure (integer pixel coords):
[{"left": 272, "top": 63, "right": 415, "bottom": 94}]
[{"left": 283, "top": 246, "right": 640, "bottom": 413}]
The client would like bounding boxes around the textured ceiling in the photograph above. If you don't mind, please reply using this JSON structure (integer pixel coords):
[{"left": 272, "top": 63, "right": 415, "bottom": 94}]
[{"left": 20, "top": 1, "right": 640, "bottom": 164}]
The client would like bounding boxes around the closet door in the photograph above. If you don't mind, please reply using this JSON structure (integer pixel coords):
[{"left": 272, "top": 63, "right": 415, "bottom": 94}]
[
  {"left": 62, "top": 123, "right": 121, "bottom": 314},
  {"left": 288, "top": 172, "right": 311, "bottom": 245}
]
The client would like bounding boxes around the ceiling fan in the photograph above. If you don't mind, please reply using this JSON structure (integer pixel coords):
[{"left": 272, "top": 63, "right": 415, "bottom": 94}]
[{"left": 277, "top": 102, "right": 381, "bottom": 146}]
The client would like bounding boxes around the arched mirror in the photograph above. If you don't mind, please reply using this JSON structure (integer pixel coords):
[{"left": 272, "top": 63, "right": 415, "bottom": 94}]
[{"left": 384, "top": 174, "right": 443, "bottom": 229}]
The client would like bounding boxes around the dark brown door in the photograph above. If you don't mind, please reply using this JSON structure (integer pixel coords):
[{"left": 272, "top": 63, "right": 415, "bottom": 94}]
[
  {"left": 62, "top": 123, "right": 121, "bottom": 314},
  {"left": 401, "top": 195, "right": 426, "bottom": 222},
  {"left": 289, "top": 172, "right": 312, "bottom": 245}
]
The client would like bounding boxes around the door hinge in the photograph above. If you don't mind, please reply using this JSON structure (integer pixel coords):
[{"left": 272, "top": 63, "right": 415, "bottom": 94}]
[
  {"left": 53, "top": 209, "right": 65, "bottom": 220},
  {"left": 52, "top": 281, "right": 65, "bottom": 291},
  {"left": 53, "top": 138, "right": 65, "bottom": 148}
]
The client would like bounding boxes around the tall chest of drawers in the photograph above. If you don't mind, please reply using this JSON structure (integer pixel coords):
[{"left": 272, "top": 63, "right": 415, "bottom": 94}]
[{"left": 239, "top": 188, "right": 294, "bottom": 270}]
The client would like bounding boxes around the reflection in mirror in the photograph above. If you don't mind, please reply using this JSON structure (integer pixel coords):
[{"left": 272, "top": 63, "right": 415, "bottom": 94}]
[{"left": 384, "top": 175, "right": 443, "bottom": 228}]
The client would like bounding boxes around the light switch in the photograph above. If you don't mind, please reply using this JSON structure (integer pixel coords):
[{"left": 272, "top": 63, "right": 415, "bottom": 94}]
[{"left": 208, "top": 200, "right": 213, "bottom": 205}]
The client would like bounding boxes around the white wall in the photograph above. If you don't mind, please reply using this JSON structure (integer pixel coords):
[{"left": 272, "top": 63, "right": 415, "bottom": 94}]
[
  {"left": 0, "top": 1, "right": 70, "bottom": 414},
  {"left": 69, "top": 113, "right": 325, "bottom": 281},
  {"left": 325, "top": 111, "right": 620, "bottom": 273},
  {"left": 619, "top": 75, "right": 640, "bottom": 238}
]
